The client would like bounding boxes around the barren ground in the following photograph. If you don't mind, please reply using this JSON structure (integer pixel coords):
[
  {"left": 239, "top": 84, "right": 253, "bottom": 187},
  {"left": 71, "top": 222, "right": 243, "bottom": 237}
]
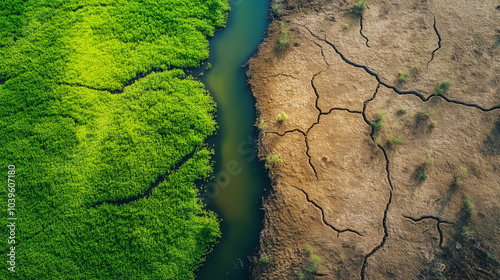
[{"left": 248, "top": 0, "right": 500, "bottom": 279}]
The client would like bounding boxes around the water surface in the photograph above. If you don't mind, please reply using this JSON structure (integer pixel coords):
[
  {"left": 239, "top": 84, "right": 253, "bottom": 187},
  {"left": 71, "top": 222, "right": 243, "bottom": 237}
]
[{"left": 196, "top": 1, "right": 270, "bottom": 280}]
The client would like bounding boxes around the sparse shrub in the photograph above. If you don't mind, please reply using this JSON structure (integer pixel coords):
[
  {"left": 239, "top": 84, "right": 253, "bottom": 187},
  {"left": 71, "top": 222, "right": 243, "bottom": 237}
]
[
  {"left": 370, "top": 111, "right": 385, "bottom": 131},
  {"left": 343, "top": 23, "right": 349, "bottom": 29},
  {"left": 387, "top": 133, "right": 404, "bottom": 147},
  {"left": 434, "top": 80, "right": 450, "bottom": 95},
  {"left": 205, "top": 63, "right": 212, "bottom": 70},
  {"left": 423, "top": 155, "right": 434, "bottom": 166},
  {"left": 352, "top": 0, "right": 367, "bottom": 16},
  {"left": 398, "top": 67, "right": 414, "bottom": 82},
  {"left": 373, "top": 135, "right": 381, "bottom": 146},
  {"left": 276, "top": 22, "right": 293, "bottom": 50},
  {"left": 304, "top": 246, "right": 321, "bottom": 274},
  {"left": 258, "top": 119, "right": 268, "bottom": 134},
  {"left": 397, "top": 108, "right": 406, "bottom": 115},
  {"left": 420, "top": 169, "right": 428, "bottom": 180},
  {"left": 259, "top": 255, "right": 272, "bottom": 263},
  {"left": 415, "top": 112, "right": 430, "bottom": 125},
  {"left": 298, "top": 271, "right": 305, "bottom": 280},
  {"left": 271, "top": 0, "right": 282, "bottom": 17},
  {"left": 199, "top": 72, "right": 204, "bottom": 76},
  {"left": 430, "top": 120, "right": 437, "bottom": 128},
  {"left": 455, "top": 166, "right": 467, "bottom": 185},
  {"left": 265, "top": 153, "right": 283, "bottom": 169},
  {"left": 277, "top": 111, "right": 288, "bottom": 123},
  {"left": 417, "top": 155, "right": 434, "bottom": 180},
  {"left": 465, "top": 194, "right": 476, "bottom": 215}
]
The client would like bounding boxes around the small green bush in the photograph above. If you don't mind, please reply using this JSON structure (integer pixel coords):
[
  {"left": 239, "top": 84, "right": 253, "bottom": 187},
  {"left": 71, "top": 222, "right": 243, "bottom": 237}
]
[
  {"left": 271, "top": 4, "right": 282, "bottom": 17},
  {"left": 420, "top": 169, "right": 428, "bottom": 180},
  {"left": 352, "top": 0, "right": 367, "bottom": 16},
  {"left": 465, "top": 194, "right": 476, "bottom": 215},
  {"left": 423, "top": 155, "right": 434, "bottom": 166},
  {"left": 398, "top": 66, "right": 415, "bottom": 83},
  {"left": 370, "top": 111, "right": 385, "bottom": 131},
  {"left": 434, "top": 80, "right": 450, "bottom": 95},
  {"left": 455, "top": 166, "right": 467, "bottom": 185},
  {"left": 397, "top": 108, "right": 406, "bottom": 115},
  {"left": 343, "top": 23, "right": 349, "bottom": 29},
  {"left": 277, "top": 111, "right": 288, "bottom": 123},
  {"left": 259, "top": 255, "right": 272, "bottom": 263},
  {"left": 387, "top": 133, "right": 404, "bottom": 147},
  {"left": 258, "top": 119, "right": 268, "bottom": 134},
  {"left": 303, "top": 246, "right": 321, "bottom": 274},
  {"left": 276, "top": 22, "right": 293, "bottom": 50},
  {"left": 265, "top": 153, "right": 283, "bottom": 169}
]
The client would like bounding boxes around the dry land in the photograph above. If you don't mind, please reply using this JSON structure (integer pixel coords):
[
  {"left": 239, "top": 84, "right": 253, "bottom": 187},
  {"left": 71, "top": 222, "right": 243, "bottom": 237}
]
[{"left": 248, "top": 0, "right": 500, "bottom": 279}]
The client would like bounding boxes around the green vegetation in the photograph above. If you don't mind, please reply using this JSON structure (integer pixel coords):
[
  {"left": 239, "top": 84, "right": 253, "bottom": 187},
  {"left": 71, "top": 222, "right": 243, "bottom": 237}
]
[
  {"left": 370, "top": 111, "right": 385, "bottom": 131},
  {"left": 0, "top": 0, "right": 229, "bottom": 279},
  {"left": 343, "top": 23, "right": 349, "bottom": 29},
  {"left": 259, "top": 255, "right": 272, "bottom": 263},
  {"left": 465, "top": 194, "right": 477, "bottom": 215},
  {"left": 277, "top": 111, "right": 289, "bottom": 123},
  {"left": 455, "top": 166, "right": 467, "bottom": 185},
  {"left": 206, "top": 62, "right": 213, "bottom": 70},
  {"left": 387, "top": 133, "right": 404, "bottom": 147},
  {"left": 397, "top": 108, "right": 406, "bottom": 114},
  {"left": 418, "top": 155, "right": 434, "bottom": 180},
  {"left": 258, "top": 119, "right": 269, "bottom": 134},
  {"left": 373, "top": 135, "right": 382, "bottom": 146},
  {"left": 297, "top": 246, "right": 322, "bottom": 277},
  {"left": 276, "top": 22, "right": 293, "bottom": 50},
  {"left": 420, "top": 170, "right": 429, "bottom": 180},
  {"left": 352, "top": 0, "right": 367, "bottom": 16},
  {"left": 431, "top": 120, "right": 438, "bottom": 128},
  {"left": 398, "top": 66, "right": 415, "bottom": 82},
  {"left": 423, "top": 155, "right": 435, "bottom": 166},
  {"left": 265, "top": 153, "right": 284, "bottom": 169},
  {"left": 434, "top": 80, "right": 451, "bottom": 95},
  {"left": 271, "top": 0, "right": 283, "bottom": 17}
]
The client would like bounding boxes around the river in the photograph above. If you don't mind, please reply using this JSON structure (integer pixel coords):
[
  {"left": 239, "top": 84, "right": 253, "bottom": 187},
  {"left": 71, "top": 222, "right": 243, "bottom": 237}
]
[{"left": 195, "top": 0, "right": 270, "bottom": 280}]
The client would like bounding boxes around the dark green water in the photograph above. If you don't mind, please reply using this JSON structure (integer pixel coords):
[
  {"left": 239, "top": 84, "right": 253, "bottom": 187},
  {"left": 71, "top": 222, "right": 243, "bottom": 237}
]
[{"left": 196, "top": 1, "right": 270, "bottom": 280}]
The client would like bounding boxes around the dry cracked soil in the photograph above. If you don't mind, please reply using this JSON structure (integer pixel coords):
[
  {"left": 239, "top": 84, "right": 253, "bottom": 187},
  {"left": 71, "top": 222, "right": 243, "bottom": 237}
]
[{"left": 247, "top": 0, "right": 500, "bottom": 279}]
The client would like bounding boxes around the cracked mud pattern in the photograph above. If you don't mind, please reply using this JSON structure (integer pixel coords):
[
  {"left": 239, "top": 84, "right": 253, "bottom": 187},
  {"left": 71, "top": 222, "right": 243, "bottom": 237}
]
[{"left": 248, "top": 0, "right": 500, "bottom": 279}]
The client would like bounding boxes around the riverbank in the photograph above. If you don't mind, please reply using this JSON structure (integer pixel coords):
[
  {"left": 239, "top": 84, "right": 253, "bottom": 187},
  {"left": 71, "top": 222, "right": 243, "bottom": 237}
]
[{"left": 248, "top": 0, "right": 499, "bottom": 279}]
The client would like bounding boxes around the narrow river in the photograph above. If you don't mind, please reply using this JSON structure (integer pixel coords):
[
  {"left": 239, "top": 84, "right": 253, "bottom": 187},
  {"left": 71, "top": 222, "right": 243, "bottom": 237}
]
[{"left": 195, "top": 0, "right": 270, "bottom": 280}]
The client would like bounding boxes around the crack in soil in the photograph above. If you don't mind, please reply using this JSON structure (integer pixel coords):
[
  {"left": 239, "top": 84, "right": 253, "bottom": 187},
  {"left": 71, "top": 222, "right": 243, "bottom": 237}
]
[
  {"left": 360, "top": 15, "right": 370, "bottom": 48},
  {"left": 358, "top": 84, "right": 395, "bottom": 280},
  {"left": 403, "top": 215, "right": 453, "bottom": 248},
  {"left": 268, "top": 104, "right": 362, "bottom": 181},
  {"left": 299, "top": 24, "right": 500, "bottom": 112},
  {"left": 268, "top": 130, "right": 318, "bottom": 179},
  {"left": 92, "top": 148, "right": 197, "bottom": 207},
  {"left": 427, "top": 17, "right": 442, "bottom": 66},
  {"left": 289, "top": 184, "right": 363, "bottom": 237}
]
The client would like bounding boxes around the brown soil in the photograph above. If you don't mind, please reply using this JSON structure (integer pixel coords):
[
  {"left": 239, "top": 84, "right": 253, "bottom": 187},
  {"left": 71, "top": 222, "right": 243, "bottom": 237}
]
[{"left": 248, "top": 0, "right": 500, "bottom": 279}]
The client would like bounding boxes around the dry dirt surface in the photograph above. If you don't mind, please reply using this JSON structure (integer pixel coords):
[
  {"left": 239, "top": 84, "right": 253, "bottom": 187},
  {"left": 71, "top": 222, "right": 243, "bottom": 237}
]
[{"left": 248, "top": 0, "right": 500, "bottom": 279}]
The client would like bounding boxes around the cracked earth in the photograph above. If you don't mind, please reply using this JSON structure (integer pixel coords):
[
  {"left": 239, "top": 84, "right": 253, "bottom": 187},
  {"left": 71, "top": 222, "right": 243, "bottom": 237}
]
[{"left": 248, "top": 0, "right": 500, "bottom": 279}]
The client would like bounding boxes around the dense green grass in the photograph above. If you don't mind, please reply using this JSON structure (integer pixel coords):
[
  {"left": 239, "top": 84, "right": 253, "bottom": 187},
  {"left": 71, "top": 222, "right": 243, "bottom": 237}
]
[{"left": 0, "top": 0, "right": 229, "bottom": 279}]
